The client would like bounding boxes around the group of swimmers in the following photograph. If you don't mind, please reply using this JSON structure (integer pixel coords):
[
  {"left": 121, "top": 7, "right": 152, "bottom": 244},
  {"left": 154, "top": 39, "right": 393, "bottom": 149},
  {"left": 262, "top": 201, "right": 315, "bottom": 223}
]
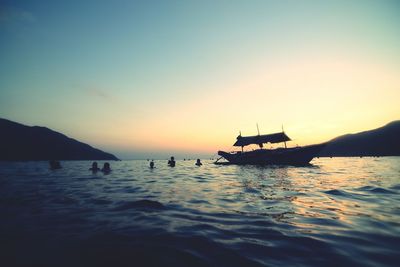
[
  {"left": 150, "top": 156, "right": 202, "bottom": 168},
  {"left": 49, "top": 160, "right": 111, "bottom": 173},
  {"left": 50, "top": 157, "right": 203, "bottom": 171},
  {"left": 89, "top": 162, "right": 111, "bottom": 173}
]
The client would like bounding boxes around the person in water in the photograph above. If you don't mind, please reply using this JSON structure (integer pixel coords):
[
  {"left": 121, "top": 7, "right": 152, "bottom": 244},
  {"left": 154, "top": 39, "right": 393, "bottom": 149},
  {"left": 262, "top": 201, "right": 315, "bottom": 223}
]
[
  {"left": 89, "top": 161, "right": 100, "bottom": 172},
  {"left": 101, "top": 162, "right": 111, "bottom": 173},
  {"left": 195, "top": 159, "right": 202, "bottom": 166},
  {"left": 150, "top": 160, "right": 155, "bottom": 169},
  {"left": 49, "top": 160, "right": 62, "bottom": 170},
  {"left": 168, "top": 156, "right": 176, "bottom": 167}
]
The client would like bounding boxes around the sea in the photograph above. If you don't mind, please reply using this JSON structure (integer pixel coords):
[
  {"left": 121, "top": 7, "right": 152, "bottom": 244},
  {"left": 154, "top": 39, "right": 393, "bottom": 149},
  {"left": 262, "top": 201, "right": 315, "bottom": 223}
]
[{"left": 0, "top": 157, "right": 399, "bottom": 267}]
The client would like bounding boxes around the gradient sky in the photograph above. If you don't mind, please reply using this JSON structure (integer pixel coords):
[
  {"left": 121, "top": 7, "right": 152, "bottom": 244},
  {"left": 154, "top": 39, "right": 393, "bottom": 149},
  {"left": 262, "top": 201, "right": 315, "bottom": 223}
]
[{"left": 1, "top": 0, "right": 399, "bottom": 159}]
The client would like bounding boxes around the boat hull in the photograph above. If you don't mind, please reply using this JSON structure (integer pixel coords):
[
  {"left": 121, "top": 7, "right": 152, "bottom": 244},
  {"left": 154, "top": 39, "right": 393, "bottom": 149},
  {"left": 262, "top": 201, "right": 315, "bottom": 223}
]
[{"left": 217, "top": 143, "right": 326, "bottom": 166}]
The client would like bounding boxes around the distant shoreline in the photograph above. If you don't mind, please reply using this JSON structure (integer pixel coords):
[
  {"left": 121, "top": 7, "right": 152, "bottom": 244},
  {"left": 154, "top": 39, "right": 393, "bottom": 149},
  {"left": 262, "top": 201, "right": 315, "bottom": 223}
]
[
  {"left": 1, "top": 156, "right": 400, "bottom": 163},
  {"left": 2, "top": 118, "right": 399, "bottom": 161}
]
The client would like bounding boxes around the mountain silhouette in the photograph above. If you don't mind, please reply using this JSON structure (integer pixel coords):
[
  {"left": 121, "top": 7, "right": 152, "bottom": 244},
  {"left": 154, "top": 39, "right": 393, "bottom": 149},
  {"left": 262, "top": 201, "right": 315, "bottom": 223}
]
[
  {"left": 319, "top": 120, "right": 400, "bottom": 157},
  {"left": 0, "top": 118, "right": 118, "bottom": 161}
]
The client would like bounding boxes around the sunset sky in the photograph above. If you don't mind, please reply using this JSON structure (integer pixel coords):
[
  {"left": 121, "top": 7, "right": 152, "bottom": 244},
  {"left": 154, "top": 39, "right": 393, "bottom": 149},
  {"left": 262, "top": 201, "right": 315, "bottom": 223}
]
[{"left": 1, "top": 0, "right": 399, "bottom": 159}]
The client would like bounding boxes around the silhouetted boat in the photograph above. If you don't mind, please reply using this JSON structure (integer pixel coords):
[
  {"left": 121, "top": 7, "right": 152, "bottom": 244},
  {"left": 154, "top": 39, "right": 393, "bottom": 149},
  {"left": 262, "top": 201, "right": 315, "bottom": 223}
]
[{"left": 216, "top": 130, "right": 326, "bottom": 166}]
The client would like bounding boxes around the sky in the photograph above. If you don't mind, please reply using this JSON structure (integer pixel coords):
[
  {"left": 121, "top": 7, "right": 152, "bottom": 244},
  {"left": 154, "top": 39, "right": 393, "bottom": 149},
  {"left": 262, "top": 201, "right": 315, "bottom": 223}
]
[{"left": 1, "top": 0, "right": 399, "bottom": 159}]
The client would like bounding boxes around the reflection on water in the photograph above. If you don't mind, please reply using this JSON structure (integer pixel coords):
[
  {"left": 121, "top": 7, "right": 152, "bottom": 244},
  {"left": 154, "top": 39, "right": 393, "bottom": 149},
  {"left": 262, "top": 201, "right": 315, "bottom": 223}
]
[{"left": 0, "top": 157, "right": 399, "bottom": 267}]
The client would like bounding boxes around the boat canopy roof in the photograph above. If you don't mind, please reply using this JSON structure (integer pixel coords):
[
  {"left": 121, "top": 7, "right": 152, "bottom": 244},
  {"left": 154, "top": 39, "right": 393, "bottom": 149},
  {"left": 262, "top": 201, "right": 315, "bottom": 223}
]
[{"left": 233, "top": 132, "right": 291, "bottom": 147}]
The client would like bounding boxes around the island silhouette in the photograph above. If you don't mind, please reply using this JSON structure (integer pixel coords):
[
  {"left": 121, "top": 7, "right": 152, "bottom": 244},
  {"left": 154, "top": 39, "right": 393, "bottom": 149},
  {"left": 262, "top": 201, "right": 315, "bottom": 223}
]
[
  {"left": 319, "top": 121, "right": 400, "bottom": 157},
  {"left": 0, "top": 118, "right": 118, "bottom": 161}
]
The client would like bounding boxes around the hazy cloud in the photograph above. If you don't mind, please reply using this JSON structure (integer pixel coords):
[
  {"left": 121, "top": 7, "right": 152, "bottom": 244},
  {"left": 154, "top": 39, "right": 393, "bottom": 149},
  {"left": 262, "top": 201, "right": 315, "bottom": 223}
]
[{"left": 86, "top": 88, "right": 115, "bottom": 102}]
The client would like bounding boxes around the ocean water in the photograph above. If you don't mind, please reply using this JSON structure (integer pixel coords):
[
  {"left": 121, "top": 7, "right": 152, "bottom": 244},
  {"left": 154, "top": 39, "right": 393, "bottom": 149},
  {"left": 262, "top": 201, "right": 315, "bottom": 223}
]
[{"left": 0, "top": 158, "right": 399, "bottom": 267}]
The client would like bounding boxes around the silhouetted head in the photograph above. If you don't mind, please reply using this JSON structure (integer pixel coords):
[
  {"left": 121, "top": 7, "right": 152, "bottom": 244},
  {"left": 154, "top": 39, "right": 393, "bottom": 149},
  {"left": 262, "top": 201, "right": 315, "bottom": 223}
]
[
  {"left": 102, "top": 162, "right": 111, "bottom": 172},
  {"left": 195, "top": 159, "right": 202, "bottom": 166},
  {"left": 49, "top": 160, "right": 62, "bottom": 169},
  {"left": 150, "top": 160, "right": 155, "bottom": 168},
  {"left": 90, "top": 161, "right": 100, "bottom": 171},
  {"left": 168, "top": 156, "right": 176, "bottom": 167}
]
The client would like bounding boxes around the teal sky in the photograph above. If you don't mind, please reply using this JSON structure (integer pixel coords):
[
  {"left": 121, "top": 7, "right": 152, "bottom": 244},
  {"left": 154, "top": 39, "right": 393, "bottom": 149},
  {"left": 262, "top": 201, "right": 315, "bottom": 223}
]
[{"left": 1, "top": 0, "right": 400, "bottom": 159}]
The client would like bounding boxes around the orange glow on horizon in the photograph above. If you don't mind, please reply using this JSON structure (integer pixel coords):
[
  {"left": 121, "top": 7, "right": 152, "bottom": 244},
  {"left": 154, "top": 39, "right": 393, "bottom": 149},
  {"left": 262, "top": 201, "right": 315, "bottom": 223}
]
[{"left": 90, "top": 53, "right": 399, "bottom": 154}]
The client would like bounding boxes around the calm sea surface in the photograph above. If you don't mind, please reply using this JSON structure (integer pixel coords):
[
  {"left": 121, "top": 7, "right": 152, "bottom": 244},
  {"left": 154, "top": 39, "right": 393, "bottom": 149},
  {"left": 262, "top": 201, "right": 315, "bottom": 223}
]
[{"left": 0, "top": 158, "right": 399, "bottom": 267}]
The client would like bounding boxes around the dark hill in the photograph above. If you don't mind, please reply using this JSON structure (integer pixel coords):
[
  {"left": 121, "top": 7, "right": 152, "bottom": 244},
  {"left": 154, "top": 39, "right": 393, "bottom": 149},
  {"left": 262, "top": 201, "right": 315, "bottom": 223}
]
[
  {"left": 0, "top": 118, "right": 118, "bottom": 161},
  {"left": 319, "top": 120, "right": 400, "bottom": 157}
]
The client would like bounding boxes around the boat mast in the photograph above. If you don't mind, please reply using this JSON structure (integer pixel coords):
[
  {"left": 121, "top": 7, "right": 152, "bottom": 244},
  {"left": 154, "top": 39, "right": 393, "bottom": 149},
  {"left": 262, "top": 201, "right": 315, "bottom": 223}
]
[
  {"left": 282, "top": 124, "right": 287, "bottom": 149},
  {"left": 239, "top": 130, "right": 243, "bottom": 153},
  {"left": 257, "top": 123, "right": 263, "bottom": 149}
]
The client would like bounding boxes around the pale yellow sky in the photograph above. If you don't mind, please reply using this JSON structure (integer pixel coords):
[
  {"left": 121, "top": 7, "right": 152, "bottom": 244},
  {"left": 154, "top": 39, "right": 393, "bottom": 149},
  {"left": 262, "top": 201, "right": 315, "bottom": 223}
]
[{"left": 87, "top": 51, "right": 399, "bottom": 155}]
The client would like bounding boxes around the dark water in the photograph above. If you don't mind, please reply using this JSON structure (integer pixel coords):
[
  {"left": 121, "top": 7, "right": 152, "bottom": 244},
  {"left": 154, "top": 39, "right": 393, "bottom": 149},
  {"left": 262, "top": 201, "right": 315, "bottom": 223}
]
[{"left": 0, "top": 158, "right": 399, "bottom": 267}]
